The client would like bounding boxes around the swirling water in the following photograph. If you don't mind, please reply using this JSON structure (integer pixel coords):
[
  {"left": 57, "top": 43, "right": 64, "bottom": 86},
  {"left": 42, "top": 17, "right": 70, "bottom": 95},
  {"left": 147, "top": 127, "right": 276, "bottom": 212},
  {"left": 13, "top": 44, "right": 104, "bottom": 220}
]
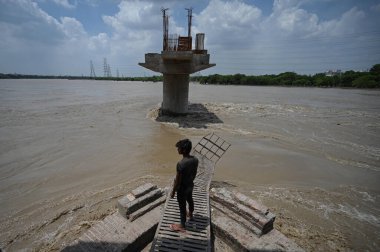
[{"left": 0, "top": 80, "right": 379, "bottom": 251}]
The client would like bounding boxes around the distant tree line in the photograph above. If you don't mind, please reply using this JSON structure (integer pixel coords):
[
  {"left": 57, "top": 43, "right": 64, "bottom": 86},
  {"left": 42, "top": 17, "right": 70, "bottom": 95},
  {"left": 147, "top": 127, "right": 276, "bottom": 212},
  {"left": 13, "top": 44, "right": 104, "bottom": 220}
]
[
  {"left": 1, "top": 64, "right": 379, "bottom": 88},
  {"left": 0, "top": 74, "right": 163, "bottom": 82},
  {"left": 0, "top": 73, "right": 68, "bottom": 80},
  {"left": 96, "top": 76, "right": 163, "bottom": 82},
  {"left": 191, "top": 64, "right": 380, "bottom": 88}
]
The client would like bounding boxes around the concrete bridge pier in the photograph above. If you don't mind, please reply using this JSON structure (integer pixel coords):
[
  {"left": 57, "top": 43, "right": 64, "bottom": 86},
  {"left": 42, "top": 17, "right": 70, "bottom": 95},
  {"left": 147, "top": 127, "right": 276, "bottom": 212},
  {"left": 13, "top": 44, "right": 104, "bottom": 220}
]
[
  {"left": 162, "top": 74, "right": 189, "bottom": 115},
  {"left": 138, "top": 10, "right": 215, "bottom": 115},
  {"left": 139, "top": 50, "right": 215, "bottom": 115}
]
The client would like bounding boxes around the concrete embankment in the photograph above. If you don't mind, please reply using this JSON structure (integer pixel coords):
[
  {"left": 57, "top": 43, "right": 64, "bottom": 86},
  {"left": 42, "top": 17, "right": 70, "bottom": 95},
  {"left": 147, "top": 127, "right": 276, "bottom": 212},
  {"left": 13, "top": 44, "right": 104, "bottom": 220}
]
[{"left": 63, "top": 183, "right": 303, "bottom": 251}]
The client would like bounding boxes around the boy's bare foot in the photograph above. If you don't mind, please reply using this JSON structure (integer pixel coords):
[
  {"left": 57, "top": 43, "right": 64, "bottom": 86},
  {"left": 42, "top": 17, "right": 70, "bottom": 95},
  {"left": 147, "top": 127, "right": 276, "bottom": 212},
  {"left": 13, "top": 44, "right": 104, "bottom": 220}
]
[
  {"left": 169, "top": 223, "right": 186, "bottom": 233},
  {"left": 186, "top": 211, "right": 194, "bottom": 220}
]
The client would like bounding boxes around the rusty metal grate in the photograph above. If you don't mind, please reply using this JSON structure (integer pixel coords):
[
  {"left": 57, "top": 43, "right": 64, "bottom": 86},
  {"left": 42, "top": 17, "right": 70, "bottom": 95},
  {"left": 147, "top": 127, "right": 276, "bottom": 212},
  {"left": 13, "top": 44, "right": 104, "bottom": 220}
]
[
  {"left": 152, "top": 189, "right": 209, "bottom": 251},
  {"left": 193, "top": 133, "right": 231, "bottom": 164},
  {"left": 150, "top": 133, "right": 230, "bottom": 252}
]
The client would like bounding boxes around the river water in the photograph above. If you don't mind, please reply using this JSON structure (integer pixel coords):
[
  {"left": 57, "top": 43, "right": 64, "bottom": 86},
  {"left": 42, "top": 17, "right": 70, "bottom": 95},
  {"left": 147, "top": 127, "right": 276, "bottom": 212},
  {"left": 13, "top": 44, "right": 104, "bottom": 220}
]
[{"left": 0, "top": 79, "right": 379, "bottom": 251}]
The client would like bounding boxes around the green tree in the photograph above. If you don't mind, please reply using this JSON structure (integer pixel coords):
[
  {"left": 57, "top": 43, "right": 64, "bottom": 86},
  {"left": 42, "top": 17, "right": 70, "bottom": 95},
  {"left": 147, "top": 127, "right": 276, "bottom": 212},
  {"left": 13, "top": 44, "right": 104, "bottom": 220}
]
[
  {"left": 293, "top": 78, "right": 311, "bottom": 86},
  {"left": 341, "top": 70, "right": 360, "bottom": 87},
  {"left": 352, "top": 75, "right": 378, "bottom": 88},
  {"left": 232, "top": 74, "right": 245, "bottom": 85},
  {"left": 275, "top": 72, "right": 297, "bottom": 86},
  {"left": 370, "top": 64, "right": 380, "bottom": 74}
]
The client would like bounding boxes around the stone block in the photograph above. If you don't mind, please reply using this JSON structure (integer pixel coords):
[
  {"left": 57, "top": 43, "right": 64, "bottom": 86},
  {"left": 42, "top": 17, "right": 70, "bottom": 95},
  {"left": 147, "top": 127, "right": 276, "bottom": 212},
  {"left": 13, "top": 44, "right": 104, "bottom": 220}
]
[
  {"left": 233, "top": 191, "right": 269, "bottom": 215},
  {"left": 117, "top": 183, "right": 157, "bottom": 217},
  {"left": 210, "top": 188, "right": 275, "bottom": 234},
  {"left": 128, "top": 195, "right": 166, "bottom": 221},
  {"left": 132, "top": 183, "right": 157, "bottom": 198},
  {"left": 64, "top": 206, "right": 162, "bottom": 252},
  {"left": 211, "top": 207, "right": 304, "bottom": 252},
  {"left": 118, "top": 188, "right": 163, "bottom": 218}
]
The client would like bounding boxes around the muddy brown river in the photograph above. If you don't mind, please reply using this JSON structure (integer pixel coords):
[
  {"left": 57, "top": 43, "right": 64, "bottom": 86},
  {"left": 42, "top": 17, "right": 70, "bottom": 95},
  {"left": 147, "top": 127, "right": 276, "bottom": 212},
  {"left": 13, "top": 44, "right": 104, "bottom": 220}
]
[{"left": 0, "top": 79, "right": 379, "bottom": 251}]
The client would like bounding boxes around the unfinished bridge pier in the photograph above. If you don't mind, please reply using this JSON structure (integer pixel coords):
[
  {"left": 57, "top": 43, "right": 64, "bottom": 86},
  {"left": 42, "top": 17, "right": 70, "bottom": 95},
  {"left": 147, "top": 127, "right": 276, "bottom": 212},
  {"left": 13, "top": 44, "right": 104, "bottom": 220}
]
[{"left": 139, "top": 8, "right": 215, "bottom": 115}]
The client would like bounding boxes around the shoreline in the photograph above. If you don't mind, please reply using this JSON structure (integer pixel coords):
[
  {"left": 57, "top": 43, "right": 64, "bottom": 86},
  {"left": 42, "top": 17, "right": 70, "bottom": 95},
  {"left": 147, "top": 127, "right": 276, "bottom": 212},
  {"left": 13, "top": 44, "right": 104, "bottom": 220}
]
[
  {"left": 2, "top": 78, "right": 380, "bottom": 90},
  {"left": 0, "top": 176, "right": 374, "bottom": 251},
  {"left": 62, "top": 182, "right": 304, "bottom": 252}
]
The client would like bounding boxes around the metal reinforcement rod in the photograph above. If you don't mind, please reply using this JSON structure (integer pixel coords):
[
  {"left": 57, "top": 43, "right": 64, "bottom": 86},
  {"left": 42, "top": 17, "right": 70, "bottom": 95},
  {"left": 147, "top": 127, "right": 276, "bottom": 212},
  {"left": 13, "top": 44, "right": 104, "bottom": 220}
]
[{"left": 150, "top": 133, "right": 230, "bottom": 252}]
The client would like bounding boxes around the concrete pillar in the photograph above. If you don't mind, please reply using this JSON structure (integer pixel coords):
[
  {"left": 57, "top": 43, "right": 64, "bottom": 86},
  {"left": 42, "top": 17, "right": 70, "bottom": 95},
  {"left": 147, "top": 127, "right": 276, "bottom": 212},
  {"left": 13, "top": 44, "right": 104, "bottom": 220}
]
[
  {"left": 162, "top": 74, "right": 189, "bottom": 115},
  {"left": 139, "top": 50, "right": 214, "bottom": 115}
]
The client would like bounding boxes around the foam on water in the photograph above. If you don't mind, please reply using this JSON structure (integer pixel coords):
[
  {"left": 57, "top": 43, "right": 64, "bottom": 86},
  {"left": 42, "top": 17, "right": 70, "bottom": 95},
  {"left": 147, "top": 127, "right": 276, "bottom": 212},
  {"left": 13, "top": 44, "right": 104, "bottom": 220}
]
[{"left": 250, "top": 185, "right": 379, "bottom": 227}]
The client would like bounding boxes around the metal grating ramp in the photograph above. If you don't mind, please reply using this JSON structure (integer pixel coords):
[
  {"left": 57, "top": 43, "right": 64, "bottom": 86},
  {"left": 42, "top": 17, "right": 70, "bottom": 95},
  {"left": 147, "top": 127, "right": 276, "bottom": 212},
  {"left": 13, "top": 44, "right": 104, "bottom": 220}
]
[
  {"left": 193, "top": 133, "right": 231, "bottom": 164},
  {"left": 150, "top": 133, "right": 230, "bottom": 252}
]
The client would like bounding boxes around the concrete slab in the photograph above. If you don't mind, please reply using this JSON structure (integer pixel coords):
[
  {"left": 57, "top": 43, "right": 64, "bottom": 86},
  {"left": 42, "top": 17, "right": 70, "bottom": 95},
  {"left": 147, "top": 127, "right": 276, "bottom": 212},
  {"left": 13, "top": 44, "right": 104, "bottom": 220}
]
[
  {"left": 132, "top": 183, "right": 157, "bottom": 198},
  {"left": 211, "top": 188, "right": 275, "bottom": 234},
  {"left": 118, "top": 188, "right": 164, "bottom": 218},
  {"left": 63, "top": 206, "right": 162, "bottom": 252},
  {"left": 129, "top": 196, "right": 166, "bottom": 221},
  {"left": 211, "top": 207, "right": 304, "bottom": 252}
]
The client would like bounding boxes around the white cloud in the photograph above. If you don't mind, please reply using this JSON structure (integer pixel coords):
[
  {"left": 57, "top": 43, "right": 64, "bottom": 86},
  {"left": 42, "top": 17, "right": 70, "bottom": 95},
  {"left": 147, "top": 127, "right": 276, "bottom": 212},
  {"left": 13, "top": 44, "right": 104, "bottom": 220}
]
[
  {"left": 196, "top": 0, "right": 368, "bottom": 48},
  {"left": 0, "top": 0, "right": 97, "bottom": 74},
  {"left": 104, "top": 1, "right": 156, "bottom": 29},
  {"left": 0, "top": 0, "right": 65, "bottom": 45},
  {"left": 102, "top": 1, "right": 162, "bottom": 49},
  {"left": 193, "top": 0, "right": 378, "bottom": 75},
  {"left": 0, "top": 0, "right": 378, "bottom": 76},
  {"left": 1, "top": 0, "right": 172, "bottom": 75},
  {"left": 316, "top": 7, "right": 366, "bottom": 37},
  {"left": 263, "top": 2, "right": 366, "bottom": 39},
  {"left": 194, "top": 0, "right": 261, "bottom": 48},
  {"left": 265, "top": 6, "right": 319, "bottom": 35},
  {"left": 53, "top": 0, "right": 76, "bottom": 9},
  {"left": 60, "top": 17, "right": 87, "bottom": 39},
  {"left": 88, "top": 33, "right": 110, "bottom": 51},
  {"left": 272, "top": 0, "right": 305, "bottom": 12},
  {"left": 101, "top": 0, "right": 187, "bottom": 62}
]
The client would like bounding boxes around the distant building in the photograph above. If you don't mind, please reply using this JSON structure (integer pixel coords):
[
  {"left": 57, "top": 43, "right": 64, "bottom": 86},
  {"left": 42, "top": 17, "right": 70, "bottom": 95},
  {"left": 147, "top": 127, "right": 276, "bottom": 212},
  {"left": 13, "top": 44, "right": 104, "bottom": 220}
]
[{"left": 325, "top": 69, "right": 342, "bottom": 77}]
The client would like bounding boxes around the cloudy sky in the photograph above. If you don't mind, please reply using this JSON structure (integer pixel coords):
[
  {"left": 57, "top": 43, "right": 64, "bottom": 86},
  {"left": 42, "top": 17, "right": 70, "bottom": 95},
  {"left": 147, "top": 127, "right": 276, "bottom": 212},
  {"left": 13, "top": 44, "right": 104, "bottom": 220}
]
[{"left": 0, "top": 0, "right": 379, "bottom": 76}]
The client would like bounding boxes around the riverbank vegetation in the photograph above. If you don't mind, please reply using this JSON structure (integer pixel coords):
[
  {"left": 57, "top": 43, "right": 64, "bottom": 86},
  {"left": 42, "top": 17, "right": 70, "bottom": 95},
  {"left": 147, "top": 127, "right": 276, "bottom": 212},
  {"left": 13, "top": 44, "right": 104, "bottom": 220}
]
[
  {"left": 191, "top": 64, "right": 380, "bottom": 88},
  {"left": 0, "top": 74, "right": 163, "bottom": 82},
  {"left": 1, "top": 64, "right": 379, "bottom": 88}
]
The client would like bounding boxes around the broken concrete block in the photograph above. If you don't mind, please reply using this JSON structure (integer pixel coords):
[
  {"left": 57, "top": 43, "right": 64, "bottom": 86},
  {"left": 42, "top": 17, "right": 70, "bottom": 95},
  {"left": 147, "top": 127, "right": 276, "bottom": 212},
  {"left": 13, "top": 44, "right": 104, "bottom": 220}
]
[
  {"left": 128, "top": 195, "right": 166, "bottom": 221},
  {"left": 131, "top": 183, "right": 157, "bottom": 198},
  {"left": 233, "top": 191, "right": 276, "bottom": 233},
  {"left": 211, "top": 206, "right": 304, "bottom": 252},
  {"left": 65, "top": 206, "right": 162, "bottom": 251},
  {"left": 233, "top": 191, "right": 269, "bottom": 215},
  {"left": 116, "top": 183, "right": 157, "bottom": 218},
  {"left": 126, "top": 193, "right": 136, "bottom": 201},
  {"left": 211, "top": 200, "right": 263, "bottom": 236},
  {"left": 210, "top": 188, "right": 275, "bottom": 234},
  {"left": 118, "top": 188, "right": 163, "bottom": 218}
]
